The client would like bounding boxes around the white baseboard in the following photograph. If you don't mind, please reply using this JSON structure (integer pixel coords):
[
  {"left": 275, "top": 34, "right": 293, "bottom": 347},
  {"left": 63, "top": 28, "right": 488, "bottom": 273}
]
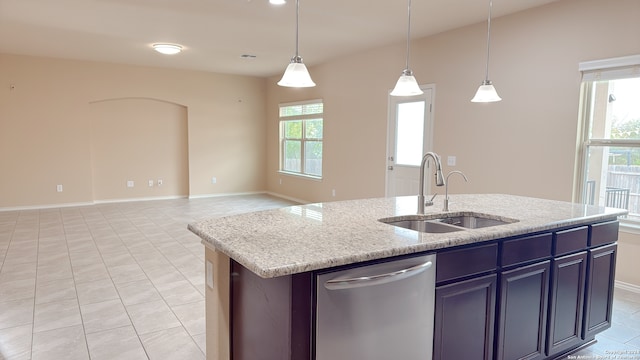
[
  {"left": 93, "top": 195, "right": 187, "bottom": 204},
  {"left": 0, "top": 201, "right": 95, "bottom": 212},
  {"left": 615, "top": 280, "right": 640, "bottom": 294},
  {"left": 264, "top": 191, "right": 308, "bottom": 204},
  {"left": 188, "top": 191, "right": 265, "bottom": 200},
  {"left": 0, "top": 192, "right": 303, "bottom": 212}
]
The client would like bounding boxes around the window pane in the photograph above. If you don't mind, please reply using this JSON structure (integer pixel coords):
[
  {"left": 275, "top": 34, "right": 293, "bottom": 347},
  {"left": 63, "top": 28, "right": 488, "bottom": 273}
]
[
  {"left": 280, "top": 102, "right": 323, "bottom": 117},
  {"left": 396, "top": 101, "right": 425, "bottom": 166},
  {"left": 280, "top": 105, "right": 303, "bottom": 117},
  {"left": 302, "top": 103, "right": 323, "bottom": 115},
  {"left": 585, "top": 145, "right": 639, "bottom": 218},
  {"left": 284, "top": 140, "right": 301, "bottom": 172},
  {"left": 589, "top": 78, "right": 640, "bottom": 140},
  {"left": 610, "top": 78, "right": 640, "bottom": 140},
  {"left": 283, "top": 121, "right": 302, "bottom": 139},
  {"left": 305, "top": 141, "right": 322, "bottom": 176},
  {"left": 305, "top": 119, "right": 323, "bottom": 139}
]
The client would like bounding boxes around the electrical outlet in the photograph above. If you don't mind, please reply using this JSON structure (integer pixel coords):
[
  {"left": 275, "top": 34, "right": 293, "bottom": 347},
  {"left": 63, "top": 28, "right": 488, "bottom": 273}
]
[
  {"left": 157, "top": 179, "right": 163, "bottom": 186},
  {"left": 447, "top": 156, "right": 457, "bottom": 166},
  {"left": 127, "top": 180, "right": 134, "bottom": 188},
  {"left": 56, "top": 184, "right": 63, "bottom": 192},
  {"left": 332, "top": 189, "right": 336, "bottom": 197},
  {"left": 211, "top": 177, "right": 217, "bottom": 184},
  {"left": 148, "top": 180, "right": 154, "bottom": 187}
]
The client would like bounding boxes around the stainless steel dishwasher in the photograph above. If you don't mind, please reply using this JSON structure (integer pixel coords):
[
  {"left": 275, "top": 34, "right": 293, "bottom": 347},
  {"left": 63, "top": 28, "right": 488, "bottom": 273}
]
[{"left": 316, "top": 253, "right": 436, "bottom": 360}]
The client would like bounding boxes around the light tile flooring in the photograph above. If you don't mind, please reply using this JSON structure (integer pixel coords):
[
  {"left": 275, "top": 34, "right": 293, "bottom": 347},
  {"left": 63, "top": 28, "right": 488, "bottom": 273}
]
[
  {"left": 573, "top": 287, "right": 640, "bottom": 358},
  {"left": 0, "top": 194, "right": 639, "bottom": 359},
  {"left": 0, "top": 194, "right": 295, "bottom": 360}
]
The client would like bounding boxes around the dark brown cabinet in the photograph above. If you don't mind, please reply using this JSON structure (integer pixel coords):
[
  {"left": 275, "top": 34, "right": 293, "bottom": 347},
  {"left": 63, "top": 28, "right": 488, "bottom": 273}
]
[
  {"left": 433, "top": 221, "right": 618, "bottom": 360},
  {"left": 583, "top": 243, "right": 617, "bottom": 339},
  {"left": 496, "top": 261, "right": 550, "bottom": 360},
  {"left": 546, "top": 251, "right": 587, "bottom": 356},
  {"left": 434, "top": 274, "right": 497, "bottom": 360},
  {"left": 227, "top": 220, "right": 619, "bottom": 360}
]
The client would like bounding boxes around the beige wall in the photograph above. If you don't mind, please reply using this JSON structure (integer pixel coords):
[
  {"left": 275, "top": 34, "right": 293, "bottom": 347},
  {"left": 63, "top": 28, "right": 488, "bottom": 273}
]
[
  {"left": 0, "top": 54, "right": 267, "bottom": 208},
  {"left": 1, "top": 0, "right": 638, "bottom": 287},
  {"left": 90, "top": 98, "right": 189, "bottom": 201},
  {"left": 266, "top": 0, "right": 640, "bottom": 204},
  {"left": 617, "top": 230, "right": 640, "bottom": 287},
  {"left": 264, "top": 0, "right": 640, "bottom": 287}
]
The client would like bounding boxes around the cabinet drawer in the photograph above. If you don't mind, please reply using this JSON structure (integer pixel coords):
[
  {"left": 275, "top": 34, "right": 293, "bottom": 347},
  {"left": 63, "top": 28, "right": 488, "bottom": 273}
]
[
  {"left": 590, "top": 221, "right": 619, "bottom": 247},
  {"left": 436, "top": 243, "right": 498, "bottom": 284},
  {"left": 554, "top": 226, "right": 588, "bottom": 256},
  {"left": 502, "top": 233, "right": 552, "bottom": 267}
]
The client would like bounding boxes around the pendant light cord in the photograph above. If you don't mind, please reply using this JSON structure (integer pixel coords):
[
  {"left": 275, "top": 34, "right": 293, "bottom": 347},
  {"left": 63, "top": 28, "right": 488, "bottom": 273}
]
[
  {"left": 404, "top": 0, "right": 412, "bottom": 71},
  {"left": 295, "top": 0, "right": 300, "bottom": 58},
  {"left": 484, "top": 0, "right": 493, "bottom": 82}
]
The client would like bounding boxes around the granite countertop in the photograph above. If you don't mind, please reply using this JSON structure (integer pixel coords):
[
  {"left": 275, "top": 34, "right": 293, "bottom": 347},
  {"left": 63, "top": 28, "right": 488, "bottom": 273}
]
[{"left": 188, "top": 194, "right": 626, "bottom": 278}]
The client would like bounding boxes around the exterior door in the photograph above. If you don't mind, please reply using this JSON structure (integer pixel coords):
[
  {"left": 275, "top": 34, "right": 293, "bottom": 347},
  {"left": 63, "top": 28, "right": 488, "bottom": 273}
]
[{"left": 386, "top": 86, "right": 434, "bottom": 197}]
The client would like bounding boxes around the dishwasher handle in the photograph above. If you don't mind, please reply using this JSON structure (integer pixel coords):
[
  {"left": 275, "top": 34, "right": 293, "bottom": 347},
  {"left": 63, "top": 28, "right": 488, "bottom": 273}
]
[{"left": 324, "top": 260, "right": 433, "bottom": 290}]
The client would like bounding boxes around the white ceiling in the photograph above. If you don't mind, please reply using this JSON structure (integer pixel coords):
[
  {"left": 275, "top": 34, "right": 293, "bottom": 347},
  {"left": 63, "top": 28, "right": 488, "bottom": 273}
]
[{"left": 0, "top": 0, "right": 560, "bottom": 77}]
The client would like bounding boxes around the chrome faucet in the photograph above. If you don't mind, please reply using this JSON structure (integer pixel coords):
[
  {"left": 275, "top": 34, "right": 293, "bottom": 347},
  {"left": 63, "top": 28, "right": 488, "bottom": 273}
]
[
  {"left": 443, "top": 170, "right": 468, "bottom": 212},
  {"left": 418, "top": 152, "right": 445, "bottom": 214}
]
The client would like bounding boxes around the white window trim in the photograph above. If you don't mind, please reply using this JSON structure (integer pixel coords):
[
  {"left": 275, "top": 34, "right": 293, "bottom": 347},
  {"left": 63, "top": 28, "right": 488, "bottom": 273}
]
[
  {"left": 575, "top": 55, "right": 640, "bottom": 230},
  {"left": 579, "top": 54, "right": 640, "bottom": 72},
  {"left": 279, "top": 99, "right": 324, "bottom": 180}
]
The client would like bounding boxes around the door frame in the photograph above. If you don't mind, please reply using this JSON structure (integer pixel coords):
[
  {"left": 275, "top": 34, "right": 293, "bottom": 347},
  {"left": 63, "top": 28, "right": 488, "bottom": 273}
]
[{"left": 385, "top": 84, "right": 436, "bottom": 197}]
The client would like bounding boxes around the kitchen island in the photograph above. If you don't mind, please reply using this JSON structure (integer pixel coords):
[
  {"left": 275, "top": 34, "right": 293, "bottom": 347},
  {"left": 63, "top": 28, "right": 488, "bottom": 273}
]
[{"left": 188, "top": 194, "right": 626, "bottom": 360}]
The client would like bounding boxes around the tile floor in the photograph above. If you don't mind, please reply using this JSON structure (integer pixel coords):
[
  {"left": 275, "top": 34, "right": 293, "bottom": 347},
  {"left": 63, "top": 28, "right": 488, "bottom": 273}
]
[
  {"left": 572, "top": 287, "right": 640, "bottom": 358},
  {"left": 0, "top": 194, "right": 295, "bottom": 360},
  {"left": 0, "top": 194, "right": 639, "bottom": 359}
]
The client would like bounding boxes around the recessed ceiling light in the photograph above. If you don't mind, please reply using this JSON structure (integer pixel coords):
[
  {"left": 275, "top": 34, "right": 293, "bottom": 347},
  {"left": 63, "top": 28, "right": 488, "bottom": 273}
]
[
  {"left": 152, "top": 44, "right": 183, "bottom": 55},
  {"left": 269, "top": 0, "right": 286, "bottom": 5}
]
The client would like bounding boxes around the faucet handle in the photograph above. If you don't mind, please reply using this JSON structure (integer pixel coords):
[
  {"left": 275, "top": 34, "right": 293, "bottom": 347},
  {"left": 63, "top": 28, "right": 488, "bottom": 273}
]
[{"left": 425, "top": 193, "right": 437, "bottom": 207}]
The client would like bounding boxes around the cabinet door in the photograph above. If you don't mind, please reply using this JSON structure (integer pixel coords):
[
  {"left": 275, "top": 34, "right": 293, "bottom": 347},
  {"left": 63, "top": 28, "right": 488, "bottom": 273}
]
[
  {"left": 583, "top": 243, "right": 617, "bottom": 339},
  {"left": 546, "top": 251, "right": 587, "bottom": 356},
  {"left": 497, "top": 261, "right": 550, "bottom": 360},
  {"left": 434, "top": 274, "right": 497, "bottom": 360}
]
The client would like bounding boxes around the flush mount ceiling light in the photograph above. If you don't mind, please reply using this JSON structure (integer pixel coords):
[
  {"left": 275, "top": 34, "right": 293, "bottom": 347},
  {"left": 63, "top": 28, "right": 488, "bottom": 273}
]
[
  {"left": 152, "top": 43, "right": 183, "bottom": 55},
  {"left": 390, "top": 0, "right": 423, "bottom": 97},
  {"left": 277, "top": 0, "right": 315, "bottom": 88},
  {"left": 471, "top": 0, "right": 502, "bottom": 103}
]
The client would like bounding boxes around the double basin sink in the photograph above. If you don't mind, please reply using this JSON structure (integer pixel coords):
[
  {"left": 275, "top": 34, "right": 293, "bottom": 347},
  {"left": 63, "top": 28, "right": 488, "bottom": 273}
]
[{"left": 379, "top": 212, "right": 518, "bottom": 233}]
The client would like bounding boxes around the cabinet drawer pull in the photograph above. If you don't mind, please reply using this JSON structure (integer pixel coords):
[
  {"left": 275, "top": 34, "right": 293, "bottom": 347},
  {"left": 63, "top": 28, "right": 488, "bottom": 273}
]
[{"left": 324, "top": 261, "right": 433, "bottom": 290}]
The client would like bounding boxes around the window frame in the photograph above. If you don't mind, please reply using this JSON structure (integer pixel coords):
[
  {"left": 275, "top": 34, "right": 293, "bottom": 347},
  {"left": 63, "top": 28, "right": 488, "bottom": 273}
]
[
  {"left": 278, "top": 99, "right": 324, "bottom": 179},
  {"left": 574, "top": 55, "right": 640, "bottom": 227}
]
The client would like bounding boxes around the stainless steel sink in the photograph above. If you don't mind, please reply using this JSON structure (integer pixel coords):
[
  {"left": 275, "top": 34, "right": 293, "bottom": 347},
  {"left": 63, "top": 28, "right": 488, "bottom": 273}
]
[
  {"left": 384, "top": 219, "right": 464, "bottom": 233},
  {"left": 379, "top": 213, "right": 518, "bottom": 233},
  {"left": 434, "top": 215, "right": 512, "bottom": 229}
]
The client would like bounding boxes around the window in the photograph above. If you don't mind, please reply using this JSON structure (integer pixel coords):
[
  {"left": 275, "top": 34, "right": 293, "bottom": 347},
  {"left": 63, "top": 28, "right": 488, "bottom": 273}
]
[
  {"left": 395, "top": 101, "right": 426, "bottom": 166},
  {"left": 576, "top": 55, "right": 640, "bottom": 222},
  {"left": 279, "top": 100, "right": 323, "bottom": 178}
]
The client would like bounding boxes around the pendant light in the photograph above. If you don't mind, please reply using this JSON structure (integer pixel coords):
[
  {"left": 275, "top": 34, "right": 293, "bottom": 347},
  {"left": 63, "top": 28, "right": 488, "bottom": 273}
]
[
  {"left": 390, "top": 0, "right": 423, "bottom": 97},
  {"left": 277, "top": 0, "right": 315, "bottom": 87},
  {"left": 471, "top": 0, "right": 502, "bottom": 103}
]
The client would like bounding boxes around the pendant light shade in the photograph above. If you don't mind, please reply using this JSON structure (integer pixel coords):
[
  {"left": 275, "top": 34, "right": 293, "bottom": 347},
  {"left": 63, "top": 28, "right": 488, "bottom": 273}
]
[
  {"left": 471, "top": 0, "right": 501, "bottom": 103},
  {"left": 278, "top": 0, "right": 315, "bottom": 88},
  {"left": 471, "top": 80, "right": 502, "bottom": 102},
  {"left": 391, "top": 0, "right": 423, "bottom": 97},
  {"left": 391, "top": 69, "right": 423, "bottom": 96},
  {"left": 278, "top": 56, "right": 316, "bottom": 87}
]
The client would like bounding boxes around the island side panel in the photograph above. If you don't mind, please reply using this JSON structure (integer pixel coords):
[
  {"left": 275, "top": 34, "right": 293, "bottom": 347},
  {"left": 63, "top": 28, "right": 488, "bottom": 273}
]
[{"left": 205, "top": 247, "right": 231, "bottom": 360}]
